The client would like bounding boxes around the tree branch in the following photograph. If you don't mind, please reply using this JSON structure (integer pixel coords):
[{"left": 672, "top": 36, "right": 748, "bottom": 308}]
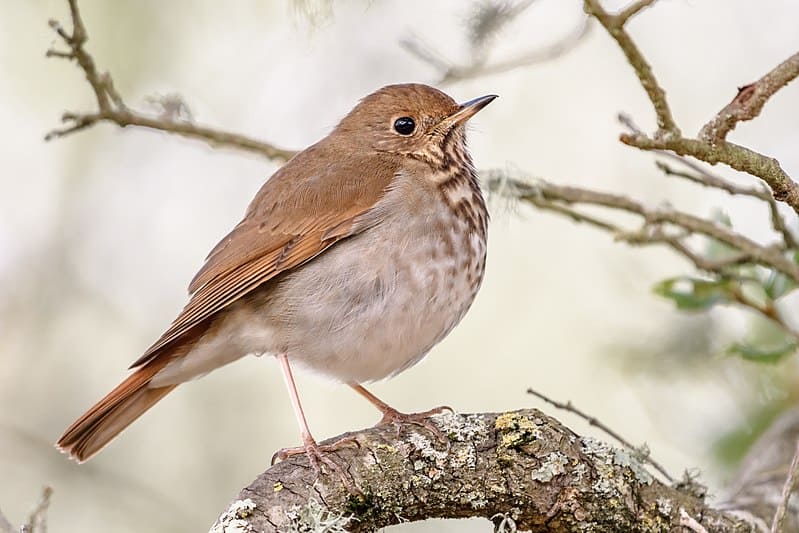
[
  {"left": 45, "top": 0, "right": 297, "bottom": 163},
  {"left": 583, "top": 0, "right": 679, "bottom": 136},
  {"left": 402, "top": 1, "right": 590, "bottom": 84},
  {"left": 700, "top": 51, "right": 799, "bottom": 144},
  {"left": 527, "top": 388, "right": 674, "bottom": 483},
  {"left": 619, "top": 134, "right": 799, "bottom": 214},
  {"left": 585, "top": 0, "right": 799, "bottom": 215},
  {"left": 485, "top": 173, "right": 799, "bottom": 283},
  {"left": 213, "top": 409, "right": 780, "bottom": 532},
  {"left": 772, "top": 438, "right": 799, "bottom": 532}
]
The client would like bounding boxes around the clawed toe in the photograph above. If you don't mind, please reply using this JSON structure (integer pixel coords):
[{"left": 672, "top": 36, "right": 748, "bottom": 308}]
[
  {"left": 377, "top": 406, "right": 452, "bottom": 449},
  {"left": 271, "top": 436, "right": 361, "bottom": 494}
]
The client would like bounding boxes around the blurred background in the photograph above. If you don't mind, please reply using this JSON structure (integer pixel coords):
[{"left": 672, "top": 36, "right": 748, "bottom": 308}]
[{"left": 2, "top": 0, "right": 798, "bottom": 531}]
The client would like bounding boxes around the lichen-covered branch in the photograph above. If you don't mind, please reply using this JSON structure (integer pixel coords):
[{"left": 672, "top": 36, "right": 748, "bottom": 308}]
[
  {"left": 213, "top": 409, "right": 793, "bottom": 532},
  {"left": 45, "top": 0, "right": 297, "bottom": 163}
]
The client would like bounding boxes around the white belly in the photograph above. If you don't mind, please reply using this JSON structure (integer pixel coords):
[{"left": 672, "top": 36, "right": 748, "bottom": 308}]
[
  {"left": 151, "top": 183, "right": 486, "bottom": 388},
  {"left": 273, "top": 210, "right": 486, "bottom": 383}
]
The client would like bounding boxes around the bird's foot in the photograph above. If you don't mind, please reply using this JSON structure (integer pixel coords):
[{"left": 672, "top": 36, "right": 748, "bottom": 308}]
[
  {"left": 376, "top": 405, "right": 453, "bottom": 449},
  {"left": 271, "top": 435, "right": 361, "bottom": 493}
]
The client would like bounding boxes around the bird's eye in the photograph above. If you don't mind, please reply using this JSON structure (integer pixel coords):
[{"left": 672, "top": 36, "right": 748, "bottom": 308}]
[{"left": 393, "top": 117, "right": 416, "bottom": 135}]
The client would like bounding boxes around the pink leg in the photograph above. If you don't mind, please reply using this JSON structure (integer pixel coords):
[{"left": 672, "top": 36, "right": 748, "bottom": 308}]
[
  {"left": 273, "top": 354, "right": 359, "bottom": 491},
  {"left": 349, "top": 384, "right": 452, "bottom": 444},
  {"left": 277, "top": 353, "right": 316, "bottom": 447}
]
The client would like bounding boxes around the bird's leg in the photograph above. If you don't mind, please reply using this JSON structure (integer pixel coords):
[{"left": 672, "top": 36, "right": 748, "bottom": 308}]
[
  {"left": 349, "top": 384, "right": 452, "bottom": 446},
  {"left": 272, "top": 354, "right": 359, "bottom": 492}
]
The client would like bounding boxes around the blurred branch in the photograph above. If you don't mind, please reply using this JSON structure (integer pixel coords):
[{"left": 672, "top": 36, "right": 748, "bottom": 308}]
[
  {"left": 0, "top": 487, "right": 53, "bottom": 533},
  {"left": 772, "top": 439, "right": 799, "bottom": 532},
  {"left": 486, "top": 173, "right": 799, "bottom": 283},
  {"left": 402, "top": 1, "right": 590, "bottom": 84},
  {"left": 45, "top": 0, "right": 297, "bottom": 163},
  {"left": 722, "top": 409, "right": 799, "bottom": 532},
  {"left": 22, "top": 487, "right": 52, "bottom": 533},
  {"left": 214, "top": 409, "right": 768, "bottom": 532},
  {"left": 527, "top": 387, "right": 675, "bottom": 483},
  {"left": 0, "top": 508, "right": 12, "bottom": 533},
  {"left": 486, "top": 172, "right": 799, "bottom": 347},
  {"left": 583, "top": 0, "right": 799, "bottom": 214}
]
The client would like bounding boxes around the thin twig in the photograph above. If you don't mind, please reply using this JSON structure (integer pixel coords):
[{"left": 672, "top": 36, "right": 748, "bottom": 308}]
[
  {"left": 727, "top": 284, "right": 799, "bottom": 340},
  {"left": 0, "top": 507, "right": 13, "bottom": 533},
  {"left": 620, "top": 113, "right": 798, "bottom": 250},
  {"left": 527, "top": 387, "right": 675, "bottom": 483},
  {"left": 486, "top": 174, "right": 799, "bottom": 282},
  {"left": 21, "top": 486, "right": 53, "bottom": 533},
  {"left": 597, "top": 2, "right": 799, "bottom": 215},
  {"left": 621, "top": 133, "right": 799, "bottom": 216},
  {"left": 402, "top": 10, "right": 590, "bottom": 84},
  {"left": 656, "top": 161, "right": 799, "bottom": 250},
  {"left": 700, "top": 51, "right": 799, "bottom": 144},
  {"left": 45, "top": 0, "right": 296, "bottom": 162},
  {"left": 655, "top": 161, "right": 767, "bottom": 200},
  {"left": 487, "top": 172, "right": 799, "bottom": 342},
  {"left": 441, "top": 19, "right": 591, "bottom": 84},
  {"left": 772, "top": 438, "right": 799, "bottom": 533},
  {"left": 616, "top": 0, "right": 657, "bottom": 25},
  {"left": 583, "top": 0, "right": 679, "bottom": 135}
]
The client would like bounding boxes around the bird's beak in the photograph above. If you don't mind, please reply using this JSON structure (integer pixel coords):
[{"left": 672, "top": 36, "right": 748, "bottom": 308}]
[{"left": 440, "top": 94, "right": 498, "bottom": 129}]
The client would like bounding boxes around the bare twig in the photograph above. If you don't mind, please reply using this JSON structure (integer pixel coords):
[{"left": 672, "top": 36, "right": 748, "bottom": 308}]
[
  {"left": 615, "top": 0, "right": 658, "bottom": 25},
  {"left": 20, "top": 487, "right": 52, "bottom": 533},
  {"left": 583, "top": 0, "right": 679, "bottom": 135},
  {"left": 0, "top": 507, "right": 13, "bottom": 533},
  {"left": 655, "top": 161, "right": 799, "bottom": 250},
  {"left": 700, "top": 51, "right": 799, "bottom": 144},
  {"left": 588, "top": 1, "right": 799, "bottom": 215},
  {"left": 402, "top": 5, "right": 590, "bottom": 84},
  {"left": 45, "top": 0, "right": 296, "bottom": 162},
  {"left": 527, "top": 387, "right": 675, "bottom": 482},
  {"left": 727, "top": 284, "right": 799, "bottom": 340},
  {"left": 655, "top": 161, "right": 767, "bottom": 200},
  {"left": 487, "top": 172, "right": 799, "bottom": 344},
  {"left": 772, "top": 438, "right": 799, "bottom": 533},
  {"left": 486, "top": 174, "right": 799, "bottom": 282},
  {"left": 621, "top": 133, "right": 799, "bottom": 215}
]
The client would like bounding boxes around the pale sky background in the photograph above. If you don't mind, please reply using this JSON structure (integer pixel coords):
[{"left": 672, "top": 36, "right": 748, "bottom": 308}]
[{"left": 1, "top": 1, "right": 798, "bottom": 531}]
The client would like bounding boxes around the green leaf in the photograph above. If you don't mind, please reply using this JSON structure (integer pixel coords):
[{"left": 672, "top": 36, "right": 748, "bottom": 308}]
[
  {"left": 653, "top": 277, "right": 732, "bottom": 311},
  {"left": 762, "top": 269, "right": 797, "bottom": 300},
  {"left": 727, "top": 342, "right": 797, "bottom": 364}
]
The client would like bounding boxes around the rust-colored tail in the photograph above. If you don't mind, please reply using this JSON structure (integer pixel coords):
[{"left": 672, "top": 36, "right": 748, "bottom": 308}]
[{"left": 56, "top": 355, "right": 177, "bottom": 462}]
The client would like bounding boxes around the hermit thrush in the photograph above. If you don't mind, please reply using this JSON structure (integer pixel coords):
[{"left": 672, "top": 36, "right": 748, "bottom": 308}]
[{"left": 57, "top": 83, "right": 496, "bottom": 470}]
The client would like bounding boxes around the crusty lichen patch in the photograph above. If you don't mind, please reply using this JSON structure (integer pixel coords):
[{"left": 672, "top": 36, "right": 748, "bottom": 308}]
[
  {"left": 613, "top": 447, "right": 653, "bottom": 485},
  {"left": 282, "top": 498, "right": 351, "bottom": 533},
  {"left": 210, "top": 498, "right": 255, "bottom": 533},
  {"left": 531, "top": 451, "right": 569, "bottom": 482},
  {"left": 495, "top": 412, "right": 541, "bottom": 450},
  {"left": 436, "top": 412, "right": 489, "bottom": 443}
]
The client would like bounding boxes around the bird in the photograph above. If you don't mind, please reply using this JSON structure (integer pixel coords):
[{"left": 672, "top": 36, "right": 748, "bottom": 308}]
[{"left": 57, "top": 83, "right": 496, "bottom": 472}]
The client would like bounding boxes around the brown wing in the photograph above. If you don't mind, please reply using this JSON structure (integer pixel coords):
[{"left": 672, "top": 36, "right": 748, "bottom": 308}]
[{"left": 130, "top": 142, "right": 399, "bottom": 368}]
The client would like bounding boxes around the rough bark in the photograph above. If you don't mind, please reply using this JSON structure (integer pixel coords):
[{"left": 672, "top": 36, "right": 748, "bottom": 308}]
[{"left": 212, "top": 408, "right": 799, "bottom": 532}]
